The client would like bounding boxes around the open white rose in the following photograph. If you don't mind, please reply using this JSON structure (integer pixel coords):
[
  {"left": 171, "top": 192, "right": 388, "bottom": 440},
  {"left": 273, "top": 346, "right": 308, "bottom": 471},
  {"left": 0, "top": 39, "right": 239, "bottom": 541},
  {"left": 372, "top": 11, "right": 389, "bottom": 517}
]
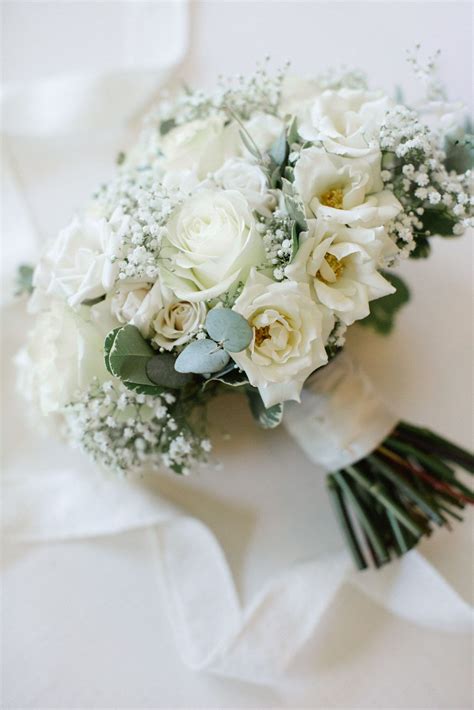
[
  {"left": 286, "top": 220, "right": 396, "bottom": 325},
  {"left": 30, "top": 214, "right": 126, "bottom": 312},
  {"left": 160, "top": 189, "right": 266, "bottom": 302},
  {"left": 231, "top": 270, "right": 328, "bottom": 407},
  {"left": 294, "top": 147, "right": 401, "bottom": 228},
  {"left": 299, "top": 89, "right": 391, "bottom": 157},
  {"left": 161, "top": 115, "right": 241, "bottom": 179},
  {"left": 126, "top": 280, "right": 206, "bottom": 349},
  {"left": 16, "top": 300, "right": 109, "bottom": 417},
  {"left": 213, "top": 158, "right": 274, "bottom": 215}
]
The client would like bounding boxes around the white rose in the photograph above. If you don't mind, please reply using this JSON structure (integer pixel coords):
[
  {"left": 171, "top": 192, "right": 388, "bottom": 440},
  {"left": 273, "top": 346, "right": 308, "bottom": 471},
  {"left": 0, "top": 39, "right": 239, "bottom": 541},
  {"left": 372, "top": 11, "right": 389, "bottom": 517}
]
[
  {"left": 286, "top": 220, "right": 396, "bottom": 325},
  {"left": 161, "top": 189, "right": 266, "bottom": 302},
  {"left": 231, "top": 270, "right": 328, "bottom": 407},
  {"left": 30, "top": 214, "right": 125, "bottom": 311},
  {"left": 16, "top": 300, "right": 109, "bottom": 417},
  {"left": 243, "top": 113, "right": 285, "bottom": 155},
  {"left": 110, "top": 282, "right": 151, "bottom": 324},
  {"left": 294, "top": 146, "right": 401, "bottom": 228},
  {"left": 299, "top": 89, "right": 392, "bottom": 157},
  {"left": 128, "top": 281, "right": 206, "bottom": 349},
  {"left": 213, "top": 158, "right": 274, "bottom": 215},
  {"left": 161, "top": 115, "right": 241, "bottom": 179}
]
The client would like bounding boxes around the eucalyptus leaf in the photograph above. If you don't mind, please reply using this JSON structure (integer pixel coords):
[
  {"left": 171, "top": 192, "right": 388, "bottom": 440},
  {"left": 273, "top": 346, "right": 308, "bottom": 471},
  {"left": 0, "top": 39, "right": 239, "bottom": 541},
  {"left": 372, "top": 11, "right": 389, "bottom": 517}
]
[
  {"left": 108, "top": 325, "right": 155, "bottom": 385},
  {"left": 205, "top": 308, "right": 252, "bottom": 352},
  {"left": 175, "top": 339, "right": 230, "bottom": 374},
  {"left": 359, "top": 272, "right": 410, "bottom": 335},
  {"left": 146, "top": 352, "right": 194, "bottom": 389},
  {"left": 246, "top": 388, "right": 284, "bottom": 429}
]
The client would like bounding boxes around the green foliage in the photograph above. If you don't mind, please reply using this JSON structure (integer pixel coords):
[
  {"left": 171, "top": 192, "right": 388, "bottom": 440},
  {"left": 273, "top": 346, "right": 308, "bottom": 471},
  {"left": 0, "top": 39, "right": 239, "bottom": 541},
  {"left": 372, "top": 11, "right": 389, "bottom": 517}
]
[
  {"left": 205, "top": 308, "right": 253, "bottom": 352},
  {"left": 359, "top": 272, "right": 410, "bottom": 335},
  {"left": 104, "top": 325, "right": 164, "bottom": 394},
  {"left": 160, "top": 118, "right": 176, "bottom": 136},
  {"left": 175, "top": 339, "right": 230, "bottom": 374},
  {"left": 269, "top": 129, "right": 288, "bottom": 168},
  {"left": 15, "top": 264, "right": 34, "bottom": 296},
  {"left": 146, "top": 353, "right": 193, "bottom": 389},
  {"left": 421, "top": 207, "right": 458, "bottom": 237},
  {"left": 246, "top": 388, "right": 284, "bottom": 429},
  {"left": 409, "top": 236, "right": 431, "bottom": 259},
  {"left": 203, "top": 364, "right": 249, "bottom": 389}
]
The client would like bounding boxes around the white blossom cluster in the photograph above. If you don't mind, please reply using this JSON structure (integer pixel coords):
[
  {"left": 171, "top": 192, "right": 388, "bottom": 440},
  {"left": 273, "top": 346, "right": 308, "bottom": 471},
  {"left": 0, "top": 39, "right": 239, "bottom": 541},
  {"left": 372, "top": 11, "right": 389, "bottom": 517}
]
[
  {"left": 381, "top": 105, "right": 473, "bottom": 257},
  {"left": 64, "top": 379, "right": 210, "bottom": 475},
  {"left": 19, "top": 62, "right": 471, "bottom": 477}
]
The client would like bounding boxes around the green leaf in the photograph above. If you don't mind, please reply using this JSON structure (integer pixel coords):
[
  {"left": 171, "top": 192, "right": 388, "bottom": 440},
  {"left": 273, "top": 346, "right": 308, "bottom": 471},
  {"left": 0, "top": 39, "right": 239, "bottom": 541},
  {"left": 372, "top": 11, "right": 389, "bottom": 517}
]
[
  {"left": 15, "top": 264, "right": 34, "bottom": 296},
  {"left": 160, "top": 118, "right": 176, "bottom": 136},
  {"left": 289, "top": 221, "right": 299, "bottom": 262},
  {"left": 421, "top": 208, "right": 458, "bottom": 237},
  {"left": 108, "top": 325, "right": 155, "bottom": 385},
  {"left": 246, "top": 388, "right": 284, "bottom": 429},
  {"left": 203, "top": 364, "right": 249, "bottom": 389},
  {"left": 359, "top": 272, "right": 410, "bottom": 335},
  {"left": 410, "top": 236, "right": 431, "bottom": 259},
  {"left": 122, "top": 381, "right": 166, "bottom": 396},
  {"left": 285, "top": 194, "right": 307, "bottom": 231},
  {"left": 269, "top": 129, "right": 288, "bottom": 167},
  {"left": 239, "top": 129, "right": 261, "bottom": 160},
  {"left": 205, "top": 308, "right": 252, "bottom": 352},
  {"left": 175, "top": 339, "right": 230, "bottom": 374},
  {"left": 287, "top": 116, "right": 301, "bottom": 146},
  {"left": 104, "top": 327, "right": 122, "bottom": 376},
  {"left": 146, "top": 353, "right": 194, "bottom": 389}
]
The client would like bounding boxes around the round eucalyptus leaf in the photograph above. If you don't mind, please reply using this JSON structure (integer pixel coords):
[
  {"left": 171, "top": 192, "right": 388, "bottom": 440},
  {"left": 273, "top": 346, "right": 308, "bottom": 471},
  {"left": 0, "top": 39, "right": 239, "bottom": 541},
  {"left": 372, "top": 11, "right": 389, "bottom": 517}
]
[
  {"left": 175, "top": 339, "right": 230, "bottom": 374},
  {"left": 205, "top": 308, "right": 252, "bottom": 353},
  {"left": 146, "top": 353, "right": 194, "bottom": 389}
]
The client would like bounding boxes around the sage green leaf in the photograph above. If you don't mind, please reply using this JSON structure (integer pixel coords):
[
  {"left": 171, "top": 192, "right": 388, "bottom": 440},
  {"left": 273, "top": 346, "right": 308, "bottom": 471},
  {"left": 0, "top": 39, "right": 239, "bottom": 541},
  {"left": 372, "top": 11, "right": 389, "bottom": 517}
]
[
  {"left": 359, "top": 272, "right": 410, "bottom": 335},
  {"left": 246, "top": 388, "right": 284, "bottom": 429},
  {"left": 108, "top": 325, "right": 155, "bottom": 385},
  {"left": 287, "top": 116, "right": 301, "bottom": 146},
  {"left": 146, "top": 353, "right": 194, "bottom": 389},
  {"left": 160, "top": 118, "right": 176, "bottom": 136},
  {"left": 289, "top": 221, "right": 299, "bottom": 262},
  {"left": 175, "top": 339, "right": 230, "bottom": 374},
  {"left": 122, "top": 381, "right": 166, "bottom": 396},
  {"left": 239, "top": 129, "right": 261, "bottom": 160},
  {"left": 15, "top": 264, "right": 34, "bottom": 296},
  {"left": 284, "top": 194, "right": 307, "bottom": 231},
  {"left": 269, "top": 129, "right": 288, "bottom": 167},
  {"left": 205, "top": 308, "right": 253, "bottom": 352}
]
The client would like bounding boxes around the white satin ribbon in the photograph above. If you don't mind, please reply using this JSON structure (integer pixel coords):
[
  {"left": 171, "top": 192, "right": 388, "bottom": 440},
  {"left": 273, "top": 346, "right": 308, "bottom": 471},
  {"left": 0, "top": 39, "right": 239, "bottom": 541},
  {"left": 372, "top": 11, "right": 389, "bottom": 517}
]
[{"left": 283, "top": 352, "right": 398, "bottom": 471}]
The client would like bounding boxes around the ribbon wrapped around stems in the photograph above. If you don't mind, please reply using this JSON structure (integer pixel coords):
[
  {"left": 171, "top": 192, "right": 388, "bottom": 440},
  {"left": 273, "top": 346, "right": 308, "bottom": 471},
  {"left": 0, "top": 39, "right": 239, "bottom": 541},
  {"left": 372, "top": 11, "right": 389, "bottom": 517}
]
[{"left": 284, "top": 353, "right": 474, "bottom": 570}]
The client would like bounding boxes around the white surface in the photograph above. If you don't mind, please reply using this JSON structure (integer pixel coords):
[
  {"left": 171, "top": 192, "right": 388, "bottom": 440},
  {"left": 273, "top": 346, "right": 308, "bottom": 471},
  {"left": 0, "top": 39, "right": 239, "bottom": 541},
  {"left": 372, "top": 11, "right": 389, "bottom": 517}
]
[{"left": 1, "top": 1, "right": 473, "bottom": 708}]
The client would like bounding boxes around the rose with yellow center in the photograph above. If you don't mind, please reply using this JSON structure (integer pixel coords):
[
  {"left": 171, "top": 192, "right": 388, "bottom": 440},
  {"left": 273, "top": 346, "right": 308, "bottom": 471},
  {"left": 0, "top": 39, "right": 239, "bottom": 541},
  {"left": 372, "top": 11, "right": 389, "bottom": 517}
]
[
  {"left": 230, "top": 270, "right": 329, "bottom": 408},
  {"left": 286, "top": 219, "right": 397, "bottom": 326},
  {"left": 294, "top": 146, "right": 402, "bottom": 228}
]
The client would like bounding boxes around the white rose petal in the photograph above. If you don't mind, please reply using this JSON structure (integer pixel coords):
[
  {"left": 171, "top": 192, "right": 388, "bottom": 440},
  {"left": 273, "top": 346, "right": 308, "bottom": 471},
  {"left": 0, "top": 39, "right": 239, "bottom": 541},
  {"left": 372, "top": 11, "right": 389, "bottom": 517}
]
[
  {"left": 286, "top": 220, "right": 396, "bottom": 325},
  {"left": 213, "top": 158, "right": 274, "bottom": 215},
  {"left": 160, "top": 189, "right": 266, "bottom": 302},
  {"left": 231, "top": 270, "right": 329, "bottom": 407},
  {"left": 300, "top": 89, "right": 392, "bottom": 157},
  {"left": 294, "top": 146, "right": 402, "bottom": 228},
  {"left": 161, "top": 115, "right": 241, "bottom": 179}
]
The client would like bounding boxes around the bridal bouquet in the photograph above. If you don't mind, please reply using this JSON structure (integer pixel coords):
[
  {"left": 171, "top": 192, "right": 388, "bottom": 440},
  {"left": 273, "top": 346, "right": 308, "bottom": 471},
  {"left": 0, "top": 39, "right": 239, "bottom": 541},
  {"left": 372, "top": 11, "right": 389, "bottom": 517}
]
[{"left": 17, "top": 58, "right": 473, "bottom": 569}]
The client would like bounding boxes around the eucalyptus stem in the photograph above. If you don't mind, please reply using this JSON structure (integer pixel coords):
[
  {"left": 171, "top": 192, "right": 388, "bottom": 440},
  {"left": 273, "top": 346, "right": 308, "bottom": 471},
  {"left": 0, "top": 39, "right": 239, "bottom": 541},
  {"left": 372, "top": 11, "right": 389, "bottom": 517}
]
[{"left": 327, "top": 475, "right": 367, "bottom": 570}]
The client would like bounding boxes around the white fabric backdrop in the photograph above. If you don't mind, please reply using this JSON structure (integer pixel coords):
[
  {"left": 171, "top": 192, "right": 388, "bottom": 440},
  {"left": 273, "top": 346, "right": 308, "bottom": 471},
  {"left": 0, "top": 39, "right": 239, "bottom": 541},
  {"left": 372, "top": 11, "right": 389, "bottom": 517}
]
[{"left": 2, "top": 2, "right": 473, "bottom": 708}]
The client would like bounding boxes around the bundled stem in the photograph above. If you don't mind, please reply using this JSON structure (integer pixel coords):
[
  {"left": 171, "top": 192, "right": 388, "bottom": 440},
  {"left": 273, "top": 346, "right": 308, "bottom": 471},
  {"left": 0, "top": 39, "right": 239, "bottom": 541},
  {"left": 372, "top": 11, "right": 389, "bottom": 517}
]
[{"left": 326, "top": 421, "right": 474, "bottom": 569}]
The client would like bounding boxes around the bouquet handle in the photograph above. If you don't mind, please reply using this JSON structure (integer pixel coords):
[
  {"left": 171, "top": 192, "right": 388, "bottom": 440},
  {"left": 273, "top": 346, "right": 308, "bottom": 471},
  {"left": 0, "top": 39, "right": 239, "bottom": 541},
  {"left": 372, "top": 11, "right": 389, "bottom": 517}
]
[{"left": 283, "top": 354, "right": 474, "bottom": 570}]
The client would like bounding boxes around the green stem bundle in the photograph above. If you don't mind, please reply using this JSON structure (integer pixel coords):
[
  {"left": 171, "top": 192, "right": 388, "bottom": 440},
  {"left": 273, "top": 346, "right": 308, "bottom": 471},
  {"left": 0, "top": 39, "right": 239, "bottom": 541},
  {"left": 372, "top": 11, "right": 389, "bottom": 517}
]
[{"left": 326, "top": 421, "right": 474, "bottom": 570}]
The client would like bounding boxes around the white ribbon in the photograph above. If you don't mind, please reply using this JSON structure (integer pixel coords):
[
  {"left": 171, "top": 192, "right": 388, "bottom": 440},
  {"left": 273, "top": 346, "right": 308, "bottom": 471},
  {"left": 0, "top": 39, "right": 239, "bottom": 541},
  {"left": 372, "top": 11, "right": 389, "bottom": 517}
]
[{"left": 283, "top": 352, "right": 398, "bottom": 471}]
